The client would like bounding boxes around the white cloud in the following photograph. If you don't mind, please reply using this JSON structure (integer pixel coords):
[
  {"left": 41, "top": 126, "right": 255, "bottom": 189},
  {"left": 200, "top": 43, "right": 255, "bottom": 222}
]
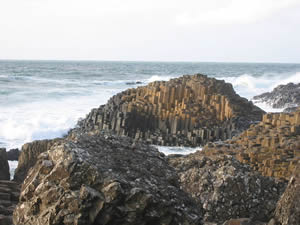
[
  {"left": 0, "top": 0, "right": 299, "bottom": 61},
  {"left": 176, "top": 0, "right": 300, "bottom": 25}
]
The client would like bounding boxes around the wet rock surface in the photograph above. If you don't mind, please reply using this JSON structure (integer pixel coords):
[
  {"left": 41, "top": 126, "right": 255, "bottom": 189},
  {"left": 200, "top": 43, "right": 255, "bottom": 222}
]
[
  {"left": 199, "top": 108, "right": 300, "bottom": 180},
  {"left": 0, "top": 180, "right": 20, "bottom": 225},
  {"left": 168, "top": 153, "right": 286, "bottom": 224},
  {"left": 253, "top": 82, "right": 300, "bottom": 110},
  {"left": 71, "top": 74, "right": 264, "bottom": 147},
  {"left": 13, "top": 133, "right": 202, "bottom": 225},
  {"left": 14, "top": 138, "right": 63, "bottom": 182},
  {"left": 0, "top": 148, "right": 10, "bottom": 180}
]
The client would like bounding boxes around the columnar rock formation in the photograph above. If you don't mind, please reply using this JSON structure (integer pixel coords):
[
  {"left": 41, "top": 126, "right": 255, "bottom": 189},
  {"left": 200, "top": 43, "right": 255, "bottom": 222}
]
[
  {"left": 0, "top": 180, "right": 20, "bottom": 225},
  {"left": 13, "top": 133, "right": 202, "bottom": 225},
  {"left": 200, "top": 108, "right": 300, "bottom": 180},
  {"left": 168, "top": 154, "right": 286, "bottom": 224},
  {"left": 72, "top": 74, "right": 264, "bottom": 147},
  {"left": 14, "top": 138, "right": 62, "bottom": 182},
  {"left": 0, "top": 148, "right": 10, "bottom": 180}
]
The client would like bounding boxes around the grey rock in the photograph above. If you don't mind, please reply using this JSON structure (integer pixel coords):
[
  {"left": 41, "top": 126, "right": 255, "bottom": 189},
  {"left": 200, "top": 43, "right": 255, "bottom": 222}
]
[
  {"left": 0, "top": 180, "right": 20, "bottom": 225},
  {"left": 253, "top": 82, "right": 300, "bottom": 109},
  {"left": 168, "top": 153, "right": 286, "bottom": 224},
  {"left": 6, "top": 148, "right": 20, "bottom": 161},
  {"left": 14, "top": 138, "right": 63, "bottom": 182},
  {"left": 13, "top": 133, "right": 202, "bottom": 225},
  {"left": 273, "top": 164, "right": 300, "bottom": 225}
]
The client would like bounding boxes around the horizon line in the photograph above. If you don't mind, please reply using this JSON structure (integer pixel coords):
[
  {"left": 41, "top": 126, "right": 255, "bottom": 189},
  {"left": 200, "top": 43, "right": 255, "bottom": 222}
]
[{"left": 0, "top": 58, "right": 299, "bottom": 64}]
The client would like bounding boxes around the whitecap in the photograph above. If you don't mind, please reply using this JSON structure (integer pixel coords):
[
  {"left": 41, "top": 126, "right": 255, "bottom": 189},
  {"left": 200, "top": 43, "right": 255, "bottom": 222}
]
[{"left": 155, "top": 145, "right": 202, "bottom": 155}]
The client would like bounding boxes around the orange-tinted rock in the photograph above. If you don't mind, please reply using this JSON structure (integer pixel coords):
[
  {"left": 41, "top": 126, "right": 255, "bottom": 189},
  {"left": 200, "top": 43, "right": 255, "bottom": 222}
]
[
  {"left": 201, "top": 108, "right": 300, "bottom": 180},
  {"left": 72, "top": 74, "right": 264, "bottom": 147}
]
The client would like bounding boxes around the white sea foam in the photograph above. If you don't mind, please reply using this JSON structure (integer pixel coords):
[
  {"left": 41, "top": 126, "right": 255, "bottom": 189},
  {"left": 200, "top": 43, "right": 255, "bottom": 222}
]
[
  {"left": 147, "top": 75, "right": 175, "bottom": 83},
  {"left": 155, "top": 146, "right": 202, "bottom": 155},
  {"left": 220, "top": 72, "right": 300, "bottom": 112},
  {"left": 0, "top": 89, "right": 119, "bottom": 149},
  {"left": 8, "top": 160, "right": 18, "bottom": 180},
  {"left": 221, "top": 72, "right": 300, "bottom": 99}
]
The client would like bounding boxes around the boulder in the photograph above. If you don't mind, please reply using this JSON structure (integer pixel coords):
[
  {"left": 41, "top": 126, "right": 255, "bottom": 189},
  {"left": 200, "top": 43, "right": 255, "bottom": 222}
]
[
  {"left": 253, "top": 82, "right": 300, "bottom": 110},
  {"left": 71, "top": 74, "right": 264, "bottom": 147},
  {"left": 13, "top": 133, "right": 202, "bottom": 225},
  {"left": 6, "top": 148, "right": 20, "bottom": 161},
  {"left": 14, "top": 138, "right": 62, "bottom": 182},
  {"left": 168, "top": 153, "right": 286, "bottom": 224},
  {"left": 0, "top": 148, "right": 10, "bottom": 180},
  {"left": 273, "top": 164, "right": 300, "bottom": 225}
]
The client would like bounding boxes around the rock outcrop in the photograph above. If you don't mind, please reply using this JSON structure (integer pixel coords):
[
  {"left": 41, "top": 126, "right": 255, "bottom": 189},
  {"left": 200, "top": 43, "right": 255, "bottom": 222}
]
[
  {"left": 199, "top": 108, "right": 300, "bottom": 180},
  {"left": 0, "top": 180, "right": 20, "bottom": 225},
  {"left": 253, "top": 82, "right": 300, "bottom": 110},
  {"left": 6, "top": 148, "right": 20, "bottom": 161},
  {"left": 14, "top": 138, "right": 62, "bottom": 182},
  {"left": 13, "top": 133, "right": 202, "bottom": 225},
  {"left": 0, "top": 148, "right": 10, "bottom": 180},
  {"left": 71, "top": 74, "right": 264, "bottom": 147},
  {"left": 273, "top": 164, "right": 300, "bottom": 225},
  {"left": 222, "top": 218, "right": 266, "bottom": 225},
  {"left": 168, "top": 154, "right": 285, "bottom": 224}
]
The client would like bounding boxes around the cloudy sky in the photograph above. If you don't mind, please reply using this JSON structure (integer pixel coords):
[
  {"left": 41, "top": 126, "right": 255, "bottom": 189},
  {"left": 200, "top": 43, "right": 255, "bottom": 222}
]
[{"left": 1, "top": 0, "right": 300, "bottom": 62}]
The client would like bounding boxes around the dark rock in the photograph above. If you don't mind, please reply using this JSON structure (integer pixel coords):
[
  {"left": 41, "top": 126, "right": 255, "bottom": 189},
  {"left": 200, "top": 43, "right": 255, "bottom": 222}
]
[
  {"left": 13, "top": 133, "right": 202, "bottom": 225},
  {"left": 125, "top": 81, "right": 143, "bottom": 85},
  {"left": 0, "top": 215, "right": 12, "bottom": 225},
  {"left": 71, "top": 74, "right": 264, "bottom": 147},
  {"left": 0, "top": 148, "right": 10, "bottom": 180},
  {"left": 222, "top": 218, "right": 266, "bottom": 225},
  {"left": 283, "top": 106, "right": 299, "bottom": 113},
  {"left": 168, "top": 153, "right": 286, "bottom": 224},
  {"left": 6, "top": 148, "right": 20, "bottom": 161},
  {"left": 273, "top": 164, "right": 300, "bottom": 225},
  {"left": 14, "top": 138, "right": 63, "bottom": 182},
  {"left": 253, "top": 82, "right": 300, "bottom": 109},
  {"left": 0, "top": 180, "right": 20, "bottom": 225}
]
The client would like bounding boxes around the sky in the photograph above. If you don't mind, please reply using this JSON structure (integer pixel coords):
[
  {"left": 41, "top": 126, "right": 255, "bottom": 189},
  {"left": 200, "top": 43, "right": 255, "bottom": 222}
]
[{"left": 0, "top": 0, "right": 300, "bottom": 63}]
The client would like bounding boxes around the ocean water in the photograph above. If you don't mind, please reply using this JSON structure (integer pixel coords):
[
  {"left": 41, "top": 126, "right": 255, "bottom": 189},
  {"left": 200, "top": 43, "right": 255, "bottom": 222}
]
[
  {"left": 1, "top": 60, "right": 300, "bottom": 155},
  {"left": 8, "top": 160, "right": 18, "bottom": 180}
]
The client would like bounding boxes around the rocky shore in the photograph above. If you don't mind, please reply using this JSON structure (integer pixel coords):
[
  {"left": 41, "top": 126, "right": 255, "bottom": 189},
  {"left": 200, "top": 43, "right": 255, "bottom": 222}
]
[
  {"left": 253, "top": 82, "right": 300, "bottom": 112},
  {"left": 1, "top": 74, "right": 299, "bottom": 225}
]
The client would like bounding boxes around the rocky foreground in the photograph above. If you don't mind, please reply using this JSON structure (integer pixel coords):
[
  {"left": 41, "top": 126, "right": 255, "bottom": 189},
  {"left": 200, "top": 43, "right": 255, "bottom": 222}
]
[
  {"left": 13, "top": 134, "right": 202, "bottom": 225},
  {"left": 1, "top": 74, "right": 299, "bottom": 225}
]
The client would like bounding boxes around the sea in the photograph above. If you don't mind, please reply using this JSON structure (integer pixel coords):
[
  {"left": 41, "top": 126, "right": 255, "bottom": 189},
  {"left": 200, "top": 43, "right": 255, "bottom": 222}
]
[{"left": 1, "top": 60, "right": 300, "bottom": 168}]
